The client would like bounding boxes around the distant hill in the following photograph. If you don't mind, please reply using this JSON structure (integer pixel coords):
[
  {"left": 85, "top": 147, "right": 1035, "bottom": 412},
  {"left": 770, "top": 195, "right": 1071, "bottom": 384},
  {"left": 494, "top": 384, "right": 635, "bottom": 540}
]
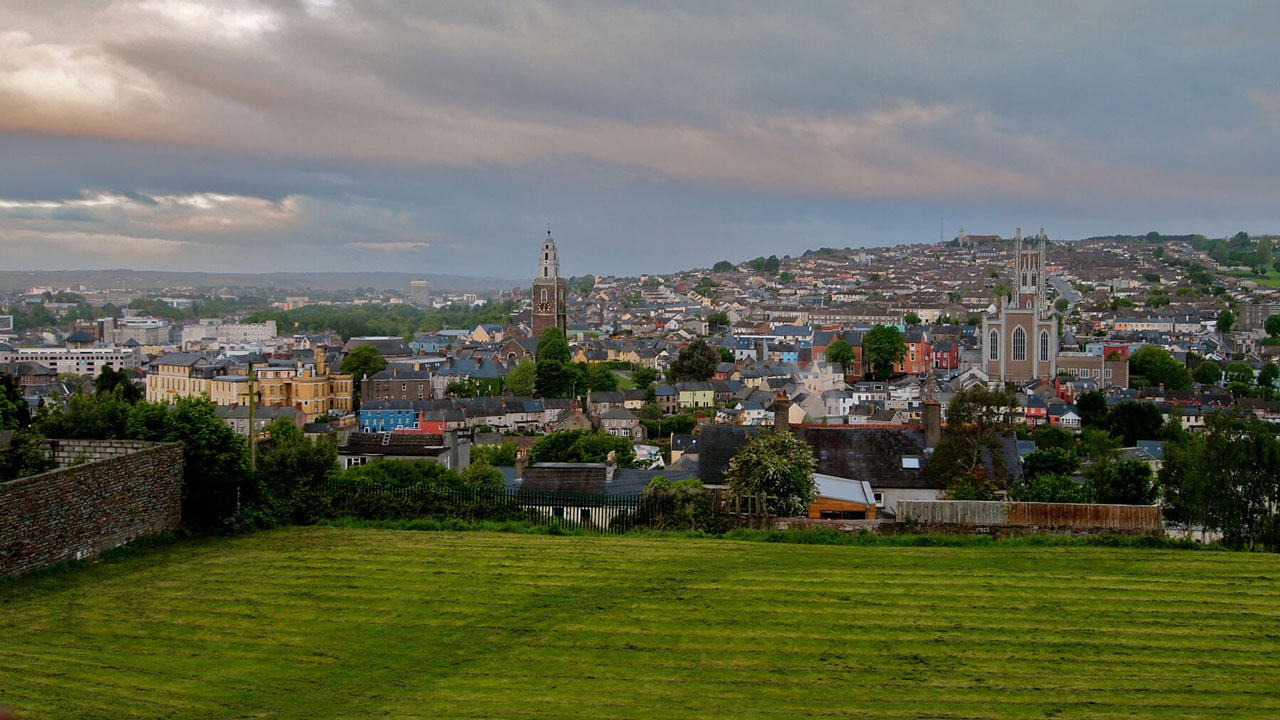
[{"left": 0, "top": 269, "right": 521, "bottom": 294}]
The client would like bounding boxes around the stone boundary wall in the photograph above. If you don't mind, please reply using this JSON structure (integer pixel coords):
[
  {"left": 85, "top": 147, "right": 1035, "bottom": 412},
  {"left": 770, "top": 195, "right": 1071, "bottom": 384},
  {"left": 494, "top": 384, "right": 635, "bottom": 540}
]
[
  {"left": 0, "top": 441, "right": 184, "bottom": 576},
  {"left": 42, "top": 438, "right": 160, "bottom": 468}
]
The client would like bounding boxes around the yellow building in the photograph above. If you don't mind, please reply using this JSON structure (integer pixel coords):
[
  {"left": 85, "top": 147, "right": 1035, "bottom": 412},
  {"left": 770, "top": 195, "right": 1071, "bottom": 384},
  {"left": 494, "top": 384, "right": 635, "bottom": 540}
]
[{"left": 149, "top": 351, "right": 353, "bottom": 422}]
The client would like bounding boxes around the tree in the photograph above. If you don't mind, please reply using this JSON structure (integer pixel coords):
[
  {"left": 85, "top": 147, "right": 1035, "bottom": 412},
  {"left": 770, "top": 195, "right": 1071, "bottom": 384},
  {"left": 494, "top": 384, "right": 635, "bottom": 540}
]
[
  {"left": 505, "top": 358, "right": 536, "bottom": 396},
  {"left": 340, "top": 345, "right": 387, "bottom": 410},
  {"left": 470, "top": 440, "right": 517, "bottom": 466},
  {"left": 670, "top": 339, "right": 718, "bottom": 382},
  {"left": 724, "top": 429, "right": 817, "bottom": 517},
  {"left": 1021, "top": 447, "right": 1080, "bottom": 481},
  {"left": 931, "top": 386, "right": 1019, "bottom": 500},
  {"left": 1029, "top": 424, "right": 1075, "bottom": 451},
  {"left": 460, "top": 461, "right": 505, "bottom": 489},
  {"left": 712, "top": 260, "right": 734, "bottom": 273},
  {"left": 1054, "top": 298, "right": 1070, "bottom": 313},
  {"left": 904, "top": 312, "right": 922, "bottom": 326},
  {"left": 536, "top": 328, "right": 571, "bottom": 364},
  {"left": 1224, "top": 362, "right": 1254, "bottom": 386},
  {"left": 1128, "top": 345, "right": 1192, "bottom": 390},
  {"left": 1258, "top": 362, "right": 1279, "bottom": 392},
  {"left": 1107, "top": 401, "right": 1164, "bottom": 447},
  {"left": 1193, "top": 361, "right": 1223, "bottom": 385},
  {"left": 1159, "top": 414, "right": 1280, "bottom": 549},
  {"left": 254, "top": 419, "right": 337, "bottom": 510},
  {"left": 716, "top": 346, "right": 734, "bottom": 364},
  {"left": 93, "top": 367, "right": 142, "bottom": 403},
  {"left": 1008, "top": 471, "right": 1087, "bottom": 503},
  {"left": 1258, "top": 235, "right": 1273, "bottom": 271},
  {"left": 1266, "top": 315, "right": 1280, "bottom": 338},
  {"left": 632, "top": 367, "right": 658, "bottom": 390},
  {"left": 0, "top": 429, "right": 55, "bottom": 481},
  {"left": 1075, "top": 391, "right": 1110, "bottom": 428},
  {"left": 862, "top": 324, "right": 907, "bottom": 380},
  {"left": 763, "top": 255, "right": 780, "bottom": 274},
  {"left": 583, "top": 363, "right": 619, "bottom": 392},
  {"left": 1217, "top": 309, "right": 1235, "bottom": 334},
  {"left": 707, "top": 311, "right": 730, "bottom": 332},
  {"left": 826, "top": 339, "right": 854, "bottom": 375},
  {"left": 529, "top": 430, "right": 636, "bottom": 466},
  {"left": 0, "top": 372, "right": 29, "bottom": 431},
  {"left": 1085, "top": 459, "right": 1156, "bottom": 505}
]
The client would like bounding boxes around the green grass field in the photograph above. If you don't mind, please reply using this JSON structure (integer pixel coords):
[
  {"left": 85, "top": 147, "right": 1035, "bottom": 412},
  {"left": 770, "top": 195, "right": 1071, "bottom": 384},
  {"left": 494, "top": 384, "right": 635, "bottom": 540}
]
[{"left": 3, "top": 527, "right": 1280, "bottom": 719}]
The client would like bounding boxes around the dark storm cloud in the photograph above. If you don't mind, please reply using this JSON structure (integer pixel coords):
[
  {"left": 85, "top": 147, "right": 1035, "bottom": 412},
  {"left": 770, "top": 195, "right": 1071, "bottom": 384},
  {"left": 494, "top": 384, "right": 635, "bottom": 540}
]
[{"left": 0, "top": 1, "right": 1277, "bottom": 274}]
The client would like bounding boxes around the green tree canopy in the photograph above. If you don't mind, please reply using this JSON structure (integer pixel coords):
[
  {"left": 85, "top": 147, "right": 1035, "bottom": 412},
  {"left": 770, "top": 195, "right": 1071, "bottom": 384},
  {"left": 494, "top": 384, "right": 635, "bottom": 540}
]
[
  {"left": 1128, "top": 345, "right": 1192, "bottom": 390},
  {"left": 470, "top": 440, "right": 518, "bottom": 467},
  {"left": 862, "top": 324, "right": 907, "bottom": 381},
  {"left": 1266, "top": 315, "right": 1280, "bottom": 338},
  {"left": 340, "top": 345, "right": 388, "bottom": 390},
  {"left": 1085, "top": 459, "right": 1156, "bottom": 505},
  {"left": 1021, "top": 447, "right": 1080, "bottom": 481},
  {"left": 1193, "top": 361, "right": 1223, "bottom": 385},
  {"left": 632, "top": 367, "right": 657, "bottom": 390},
  {"left": 712, "top": 260, "right": 734, "bottom": 272},
  {"left": 826, "top": 339, "right": 854, "bottom": 375},
  {"left": 529, "top": 430, "right": 636, "bottom": 466},
  {"left": 1224, "top": 362, "right": 1254, "bottom": 386},
  {"left": 0, "top": 373, "right": 29, "bottom": 431},
  {"left": 670, "top": 339, "right": 718, "bottom": 382},
  {"left": 536, "top": 328, "right": 571, "bottom": 365},
  {"left": 1107, "top": 401, "right": 1164, "bottom": 447},
  {"left": 505, "top": 358, "right": 536, "bottom": 396},
  {"left": 1217, "top": 309, "right": 1235, "bottom": 334},
  {"left": 724, "top": 429, "right": 817, "bottom": 516}
]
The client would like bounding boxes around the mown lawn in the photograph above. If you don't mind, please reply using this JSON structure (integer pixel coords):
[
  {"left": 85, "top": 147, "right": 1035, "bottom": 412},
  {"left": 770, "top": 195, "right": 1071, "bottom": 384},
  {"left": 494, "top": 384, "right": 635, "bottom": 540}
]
[{"left": 2, "top": 527, "right": 1279, "bottom": 719}]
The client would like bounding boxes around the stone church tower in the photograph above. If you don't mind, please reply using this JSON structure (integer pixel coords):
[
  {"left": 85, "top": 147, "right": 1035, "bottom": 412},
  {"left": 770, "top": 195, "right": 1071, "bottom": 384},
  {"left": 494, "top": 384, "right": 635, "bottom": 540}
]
[
  {"left": 982, "top": 228, "right": 1058, "bottom": 384},
  {"left": 531, "top": 229, "right": 567, "bottom": 338}
]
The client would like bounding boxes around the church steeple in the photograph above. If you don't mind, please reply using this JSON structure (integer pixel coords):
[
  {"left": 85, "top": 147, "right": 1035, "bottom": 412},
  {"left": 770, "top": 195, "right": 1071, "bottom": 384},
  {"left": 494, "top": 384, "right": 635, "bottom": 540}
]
[{"left": 539, "top": 228, "right": 560, "bottom": 280}]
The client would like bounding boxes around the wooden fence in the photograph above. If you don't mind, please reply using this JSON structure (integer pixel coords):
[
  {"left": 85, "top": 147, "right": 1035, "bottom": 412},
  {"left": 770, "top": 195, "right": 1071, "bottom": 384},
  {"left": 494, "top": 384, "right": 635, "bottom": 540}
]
[{"left": 899, "top": 500, "right": 1162, "bottom": 531}]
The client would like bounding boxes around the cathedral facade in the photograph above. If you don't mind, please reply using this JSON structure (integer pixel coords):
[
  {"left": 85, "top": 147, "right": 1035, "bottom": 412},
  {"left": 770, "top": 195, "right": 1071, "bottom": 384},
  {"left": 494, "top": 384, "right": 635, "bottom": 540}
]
[
  {"left": 531, "top": 230, "right": 567, "bottom": 338},
  {"left": 982, "top": 228, "right": 1059, "bottom": 384}
]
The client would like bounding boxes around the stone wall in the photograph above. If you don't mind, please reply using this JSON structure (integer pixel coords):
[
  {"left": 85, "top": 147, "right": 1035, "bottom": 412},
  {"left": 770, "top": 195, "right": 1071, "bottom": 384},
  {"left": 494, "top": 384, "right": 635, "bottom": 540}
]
[
  {"left": 42, "top": 438, "right": 161, "bottom": 468},
  {"left": 0, "top": 441, "right": 184, "bottom": 576}
]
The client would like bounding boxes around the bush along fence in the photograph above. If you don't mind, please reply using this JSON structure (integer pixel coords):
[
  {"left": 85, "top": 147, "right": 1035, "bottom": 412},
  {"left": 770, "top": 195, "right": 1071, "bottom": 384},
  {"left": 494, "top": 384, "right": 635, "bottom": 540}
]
[{"left": 303, "top": 481, "right": 772, "bottom": 534}]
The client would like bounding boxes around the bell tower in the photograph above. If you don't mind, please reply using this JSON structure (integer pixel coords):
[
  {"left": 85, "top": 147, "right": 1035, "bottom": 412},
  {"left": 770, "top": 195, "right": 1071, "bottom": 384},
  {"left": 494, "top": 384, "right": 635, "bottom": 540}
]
[
  {"left": 531, "top": 228, "right": 567, "bottom": 338},
  {"left": 1014, "top": 227, "right": 1046, "bottom": 312}
]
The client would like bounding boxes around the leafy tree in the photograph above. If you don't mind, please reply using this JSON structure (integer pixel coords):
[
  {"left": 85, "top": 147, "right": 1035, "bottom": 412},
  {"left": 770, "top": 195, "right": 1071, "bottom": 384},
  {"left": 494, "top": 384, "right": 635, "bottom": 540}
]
[
  {"left": 583, "top": 363, "right": 619, "bottom": 392},
  {"left": 470, "top": 440, "right": 517, "bottom": 466},
  {"left": 1085, "top": 459, "right": 1156, "bottom": 505},
  {"left": 716, "top": 346, "right": 734, "bottom": 364},
  {"left": 763, "top": 255, "right": 780, "bottom": 275},
  {"left": 534, "top": 356, "right": 579, "bottom": 398},
  {"left": 724, "top": 429, "right": 817, "bottom": 516},
  {"left": 1128, "top": 345, "right": 1192, "bottom": 390},
  {"left": 1217, "top": 309, "right": 1235, "bottom": 334},
  {"left": 706, "top": 311, "right": 730, "bottom": 332},
  {"left": 340, "top": 345, "right": 387, "bottom": 409},
  {"left": 904, "top": 312, "right": 922, "bottom": 326},
  {"left": 338, "top": 458, "right": 460, "bottom": 487},
  {"left": 444, "top": 378, "right": 485, "bottom": 398},
  {"left": 0, "top": 429, "right": 55, "bottom": 481},
  {"left": 1054, "top": 298, "right": 1070, "bottom": 313},
  {"left": 1224, "top": 362, "right": 1254, "bottom": 386},
  {"left": 529, "top": 430, "right": 636, "bottom": 466},
  {"left": 862, "top": 324, "right": 907, "bottom": 380},
  {"left": 505, "top": 358, "right": 536, "bottom": 396},
  {"left": 1107, "top": 401, "right": 1164, "bottom": 447},
  {"left": 826, "top": 339, "right": 854, "bottom": 375},
  {"left": 1008, "top": 471, "right": 1087, "bottom": 503},
  {"left": 1022, "top": 447, "right": 1080, "bottom": 481},
  {"left": 1192, "top": 361, "right": 1223, "bottom": 385},
  {"left": 640, "top": 412, "right": 696, "bottom": 439},
  {"left": 255, "top": 419, "right": 337, "bottom": 509},
  {"left": 1267, "top": 315, "right": 1280, "bottom": 338},
  {"left": 712, "top": 260, "right": 734, "bottom": 273},
  {"left": 1159, "top": 414, "right": 1280, "bottom": 549},
  {"left": 1029, "top": 424, "right": 1075, "bottom": 451},
  {"left": 632, "top": 367, "right": 658, "bottom": 390},
  {"left": 34, "top": 389, "right": 134, "bottom": 439},
  {"left": 460, "top": 461, "right": 505, "bottom": 489},
  {"left": 1075, "top": 391, "right": 1110, "bottom": 428},
  {"left": 670, "top": 339, "right": 718, "bottom": 382},
  {"left": 536, "top": 328, "right": 571, "bottom": 364},
  {"left": 93, "top": 367, "right": 142, "bottom": 403},
  {"left": 0, "top": 373, "right": 29, "bottom": 431},
  {"left": 1258, "top": 362, "right": 1279, "bottom": 391},
  {"left": 932, "top": 386, "right": 1019, "bottom": 500}
]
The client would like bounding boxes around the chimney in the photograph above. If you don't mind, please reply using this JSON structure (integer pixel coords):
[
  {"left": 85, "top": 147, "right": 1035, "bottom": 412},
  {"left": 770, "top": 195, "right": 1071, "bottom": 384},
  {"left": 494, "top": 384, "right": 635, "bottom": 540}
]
[
  {"left": 773, "top": 393, "right": 791, "bottom": 434},
  {"left": 605, "top": 450, "right": 618, "bottom": 482},
  {"left": 924, "top": 399, "right": 942, "bottom": 449},
  {"left": 515, "top": 449, "right": 527, "bottom": 481}
]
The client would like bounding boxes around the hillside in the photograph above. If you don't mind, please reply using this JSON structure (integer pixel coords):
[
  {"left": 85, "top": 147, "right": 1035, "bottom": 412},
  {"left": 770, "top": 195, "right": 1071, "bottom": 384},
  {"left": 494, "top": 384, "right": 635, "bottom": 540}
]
[
  {"left": 2, "top": 527, "right": 1278, "bottom": 719},
  {"left": 0, "top": 270, "right": 520, "bottom": 294}
]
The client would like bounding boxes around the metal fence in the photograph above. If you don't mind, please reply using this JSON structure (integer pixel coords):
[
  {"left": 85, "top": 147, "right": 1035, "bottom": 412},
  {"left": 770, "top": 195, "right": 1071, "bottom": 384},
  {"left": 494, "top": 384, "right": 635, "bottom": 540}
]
[
  {"left": 309, "top": 481, "right": 772, "bottom": 534},
  {"left": 899, "top": 500, "right": 1162, "bottom": 530}
]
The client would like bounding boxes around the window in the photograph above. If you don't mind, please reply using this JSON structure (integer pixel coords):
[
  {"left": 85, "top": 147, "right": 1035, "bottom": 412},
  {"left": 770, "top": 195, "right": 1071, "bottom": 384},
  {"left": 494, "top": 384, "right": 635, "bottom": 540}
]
[
  {"left": 1012, "top": 327, "right": 1026, "bottom": 362},
  {"left": 901, "top": 456, "right": 921, "bottom": 469},
  {"left": 873, "top": 492, "right": 884, "bottom": 506},
  {"left": 989, "top": 330, "right": 999, "bottom": 361},
  {"left": 1040, "top": 330, "right": 1050, "bottom": 363}
]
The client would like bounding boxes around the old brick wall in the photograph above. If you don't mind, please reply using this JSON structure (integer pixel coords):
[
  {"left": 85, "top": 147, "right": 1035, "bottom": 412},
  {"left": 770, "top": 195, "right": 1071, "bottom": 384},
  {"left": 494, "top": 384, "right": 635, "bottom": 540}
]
[{"left": 0, "top": 442, "right": 184, "bottom": 576}]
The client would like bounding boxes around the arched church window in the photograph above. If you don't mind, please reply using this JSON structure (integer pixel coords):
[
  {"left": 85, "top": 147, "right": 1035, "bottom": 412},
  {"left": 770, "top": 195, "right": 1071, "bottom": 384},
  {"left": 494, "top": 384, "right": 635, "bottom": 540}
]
[
  {"left": 989, "top": 330, "right": 999, "bottom": 361},
  {"left": 1040, "top": 330, "right": 1050, "bottom": 362},
  {"left": 1012, "top": 327, "right": 1026, "bottom": 362}
]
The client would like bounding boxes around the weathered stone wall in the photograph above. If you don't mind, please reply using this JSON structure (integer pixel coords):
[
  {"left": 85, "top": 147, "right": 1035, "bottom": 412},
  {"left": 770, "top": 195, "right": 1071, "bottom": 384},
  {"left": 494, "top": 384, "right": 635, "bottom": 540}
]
[
  {"left": 42, "top": 438, "right": 161, "bottom": 468},
  {"left": 0, "top": 441, "right": 184, "bottom": 576}
]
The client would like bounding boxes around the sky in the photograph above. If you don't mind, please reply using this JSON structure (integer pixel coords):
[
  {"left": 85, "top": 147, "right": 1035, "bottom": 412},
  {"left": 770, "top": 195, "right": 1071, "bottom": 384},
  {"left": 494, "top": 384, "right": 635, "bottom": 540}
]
[{"left": 1, "top": 1, "right": 1278, "bottom": 279}]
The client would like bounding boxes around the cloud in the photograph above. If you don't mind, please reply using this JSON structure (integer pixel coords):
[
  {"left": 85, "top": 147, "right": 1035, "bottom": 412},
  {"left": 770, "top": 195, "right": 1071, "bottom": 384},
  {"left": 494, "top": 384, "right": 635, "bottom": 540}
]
[{"left": 344, "top": 241, "right": 432, "bottom": 251}]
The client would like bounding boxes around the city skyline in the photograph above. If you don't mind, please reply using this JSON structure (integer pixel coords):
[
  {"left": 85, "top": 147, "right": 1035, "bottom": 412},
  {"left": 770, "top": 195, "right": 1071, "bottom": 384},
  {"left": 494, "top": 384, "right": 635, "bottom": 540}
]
[{"left": 2, "top": 1, "right": 1278, "bottom": 276}]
